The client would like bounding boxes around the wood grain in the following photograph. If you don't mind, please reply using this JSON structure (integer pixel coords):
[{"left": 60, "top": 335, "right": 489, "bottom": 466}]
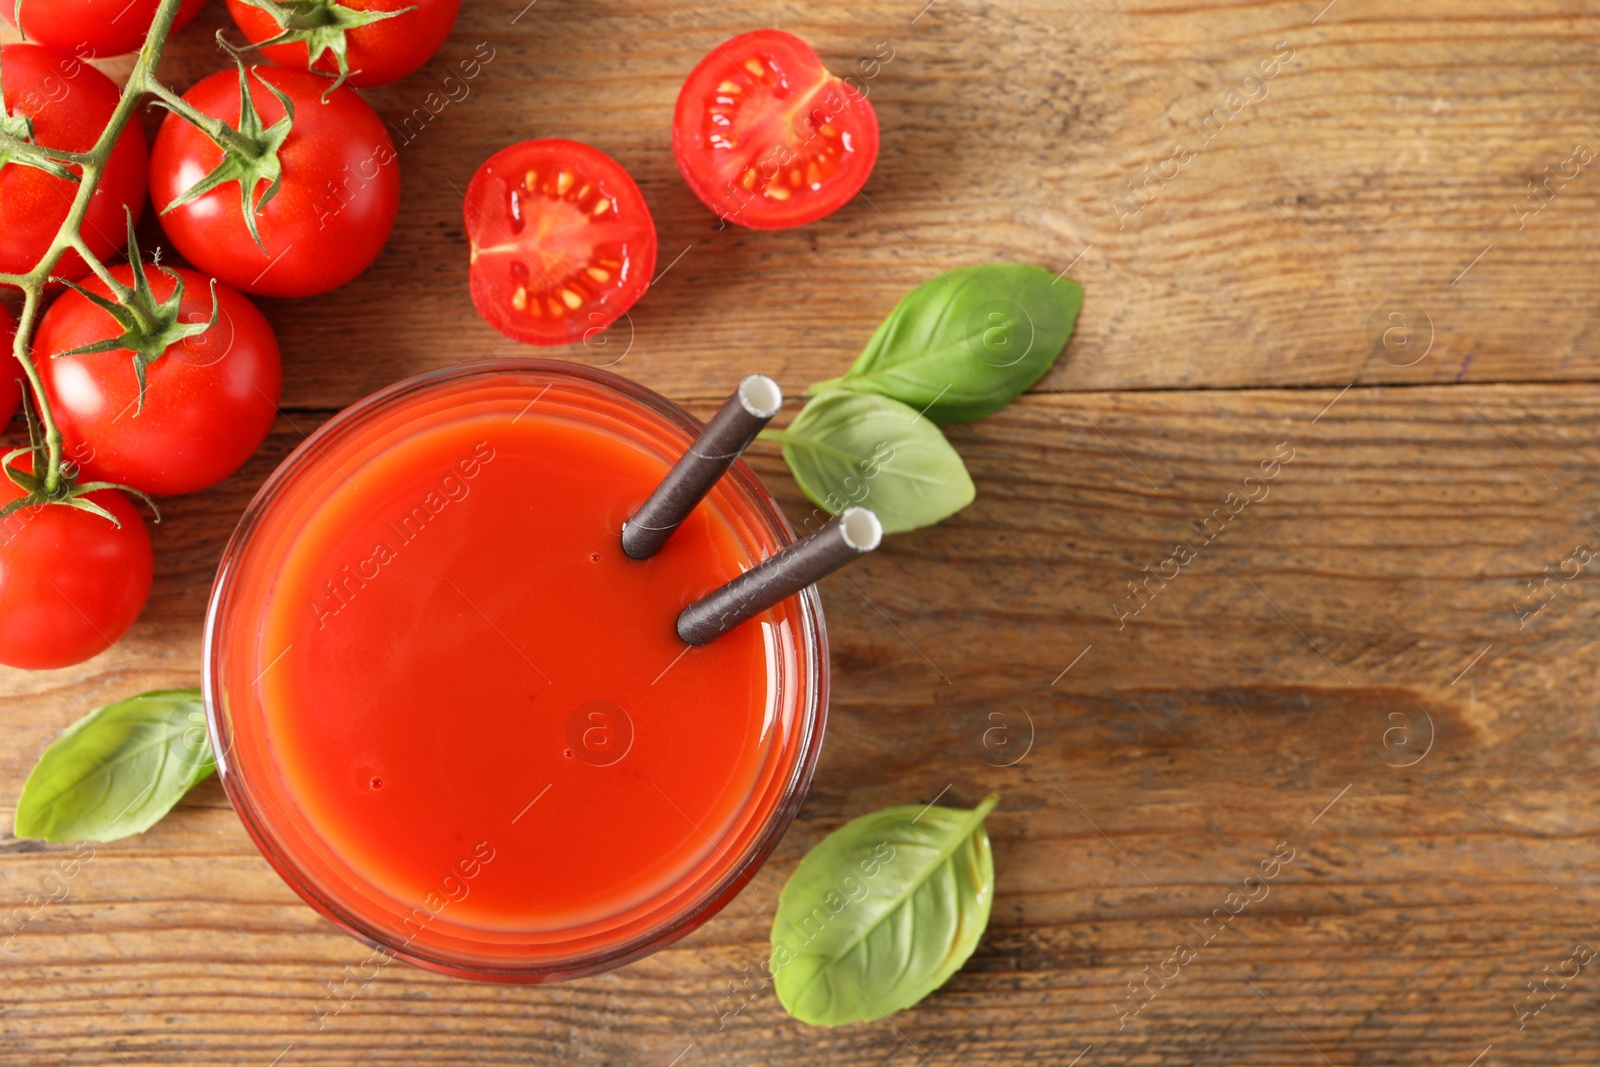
[
  {"left": 13, "top": 0, "right": 1600, "bottom": 406},
  {"left": 5, "top": 0, "right": 1600, "bottom": 1063},
  {"left": 7, "top": 384, "right": 1600, "bottom": 1064}
]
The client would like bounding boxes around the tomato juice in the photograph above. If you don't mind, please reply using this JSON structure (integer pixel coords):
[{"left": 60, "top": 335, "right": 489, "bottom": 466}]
[{"left": 205, "top": 361, "right": 827, "bottom": 980}]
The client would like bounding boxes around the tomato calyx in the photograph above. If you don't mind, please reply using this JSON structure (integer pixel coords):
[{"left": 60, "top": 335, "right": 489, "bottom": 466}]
[
  {"left": 0, "top": 55, "right": 82, "bottom": 184},
  {"left": 230, "top": 0, "right": 416, "bottom": 95},
  {"left": 53, "top": 211, "right": 219, "bottom": 414},
  {"left": 0, "top": 389, "right": 157, "bottom": 528},
  {"left": 154, "top": 37, "right": 295, "bottom": 250}
]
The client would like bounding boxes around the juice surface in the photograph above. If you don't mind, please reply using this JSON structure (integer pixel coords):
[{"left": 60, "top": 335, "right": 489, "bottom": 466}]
[{"left": 252, "top": 403, "right": 784, "bottom": 933}]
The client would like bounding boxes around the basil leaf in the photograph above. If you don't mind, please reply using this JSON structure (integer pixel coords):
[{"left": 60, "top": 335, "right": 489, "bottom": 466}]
[
  {"left": 771, "top": 794, "right": 999, "bottom": 1027},
  {"left": 811, "top": 263, "right": 1084, "bottom": 424},
  {"left": 769, "top": 391, "right": 975, "bottom": 535},
  {"left": 14, "top": 689, "right": 215, "bottom": 843}
]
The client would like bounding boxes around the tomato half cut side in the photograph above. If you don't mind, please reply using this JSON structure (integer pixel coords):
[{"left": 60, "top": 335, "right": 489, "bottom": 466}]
[
  {"left": 672, "top": 29, "right": 879, "bottom": 230},
  {"left": 465, "top": 139, "right": 657, "bottom": 347}
]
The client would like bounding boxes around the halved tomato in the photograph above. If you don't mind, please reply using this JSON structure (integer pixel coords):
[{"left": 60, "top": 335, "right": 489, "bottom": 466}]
[
  {"left": 464, "top": 139, "right": 657, "bottom": 346},
  {"left": 672, "top": 29, "right": 879, "bottom": 230}
]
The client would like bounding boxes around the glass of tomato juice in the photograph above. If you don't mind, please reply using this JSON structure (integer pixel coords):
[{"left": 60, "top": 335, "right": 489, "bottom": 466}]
[{"left": 203, "top": 360, "right": 827, "bottom": 981}]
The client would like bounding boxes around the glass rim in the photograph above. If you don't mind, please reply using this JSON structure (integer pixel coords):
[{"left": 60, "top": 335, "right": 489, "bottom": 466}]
[{"left": 202, "top": 358, "right": 829, "bottom": 982}]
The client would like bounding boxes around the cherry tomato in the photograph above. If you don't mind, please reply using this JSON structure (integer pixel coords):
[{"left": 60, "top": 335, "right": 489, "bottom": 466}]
[
  {"left": 464, "top": 139, "right": 657, "bottom": 346},
  {"left": 672, "top": 29, "right": 879, "bottom": 230},
  {"left": 2, "top": 0, "right": 208, "bottom": 59},
  {"left": 0, "top": 305, "right": 19, "bottom": 429},
  {"left": 39, "top": 265, "right": 282, "bottom": 496},
  {"left": 0, "top": 457, "right": 153, "bottom": 670},
  {"left": 0, "top": 44, "right": 148, "bottom": 284},
  {"left": 148, "top": 65, "right": 400, "bottom": 298},
  {"left": 225, "top": 0, "right": 461, "bottom": 88}
]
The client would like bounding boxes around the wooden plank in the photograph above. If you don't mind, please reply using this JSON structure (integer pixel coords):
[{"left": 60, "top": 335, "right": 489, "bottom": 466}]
[
  {"left": 4, "top": 382, "right": 1600, "bottom": 1064},
  {"left": 9, "top": 0, "right": 1600, "bottom": 403}
]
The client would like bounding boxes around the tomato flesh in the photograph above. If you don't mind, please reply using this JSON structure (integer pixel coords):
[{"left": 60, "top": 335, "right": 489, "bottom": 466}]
[
  {"left": 225, "top": 0, "right": 461, "bottom": 88},
  {"left": 672, "top": 29, "right": 879, "bottom": 229},
  {"left": 0, "top": 44, "right": 147, "bottom": 284},
  {"left": 3, "top": 0, "right": 208, "bottom": 59},
  {"left": 465, "top": 139, "right": 657, "bottom": 346},
  {"left": 39, "top": 265, "right": 282, "bottom": 496},
  {"left": 0, "top": 458, "right": 153, "bottom": 671}
]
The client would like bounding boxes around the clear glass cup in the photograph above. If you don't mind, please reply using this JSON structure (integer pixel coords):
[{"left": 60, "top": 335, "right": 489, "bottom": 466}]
[{"left": 203, "top": 360, "right": 828, "bottom": 982}]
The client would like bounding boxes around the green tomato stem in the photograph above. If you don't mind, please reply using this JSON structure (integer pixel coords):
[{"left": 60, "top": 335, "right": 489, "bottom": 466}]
[
  {"left": 6, "top": 0, "right": 188, "bottom": 496},
  {"left": 15, "top": 141, "right": 97, "bottom": 165},
  {"left": 143, "top": 77, "right": 263, "bottom": 160},
  {"left": 65, "top": 234, "right": 125, "bottom": 297}
]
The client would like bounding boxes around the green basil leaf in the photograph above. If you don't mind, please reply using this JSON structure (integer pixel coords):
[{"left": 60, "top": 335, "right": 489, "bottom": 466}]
[
  {"left": 770, "top": 391, "right": 975, "bottom": 535},
  {"left": 14, "top": 689, "right": 215, "bottom": 843},
  {"left": 771, "top": 794, "right": 999, "bottom": 1027},
  {"left": 811, "top": 263, "right": 1084, "bottom": 424}
]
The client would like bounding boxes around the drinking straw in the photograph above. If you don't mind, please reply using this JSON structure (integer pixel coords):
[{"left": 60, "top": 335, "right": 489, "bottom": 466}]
[
  {"left": 676, "top": 508, "right": 883, "bottom": 645},
  {"left": 622, "top": 374, "right": 784, "bottom": 560}
]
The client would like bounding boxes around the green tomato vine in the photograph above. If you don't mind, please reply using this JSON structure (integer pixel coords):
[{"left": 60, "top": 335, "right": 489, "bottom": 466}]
[{"left": 0, "top": 0, "right": 299, "bottom": 519}]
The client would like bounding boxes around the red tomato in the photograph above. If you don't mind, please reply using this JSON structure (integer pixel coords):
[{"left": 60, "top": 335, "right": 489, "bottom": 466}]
[
  {"left": 0, "top": 457, "right": 153, "bottom": 670},
  {"left": 225, "top": 0, "right": 461, "bottom": 88},
  {"left": 0, "top": 305, "right": 19, "bottom": 429},
  {"left": 2, "top": 0, "right": 208, "bottom": 59},
  {"left": 38, "top": 265, "right": 282, "bottom": 496},
  {"left": 0, "top": 44, "right": 148, "bottom": 284},
  {"left": 464, "top": 139, "right": 657, "bottom": 346},
  {"left": 148, "top": 65, "right": 400, "bottom": 298},
  {"left": 672, "top": 29, "right": 879, "bottom": 230}
]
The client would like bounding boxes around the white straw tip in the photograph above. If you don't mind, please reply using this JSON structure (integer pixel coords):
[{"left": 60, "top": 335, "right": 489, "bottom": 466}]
[
  {"left": 840, "top": 508, "right": 883, "bottom": 552},
  {"left": 738, "top": 375, "right": 783, "bottom": 419}
]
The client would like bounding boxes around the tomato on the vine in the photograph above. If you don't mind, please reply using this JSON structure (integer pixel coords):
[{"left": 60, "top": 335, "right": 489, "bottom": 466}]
[
  {"left": 148, "top": 65, "right": 400, "bottom": 298},
  {"left": 39, "top": 266, "right": 282, "bottom": 496},
  {"left": 464, "top": 139, "right": 657, "bottom": 346},
  {"left": 0, "top": 44, "right": 148, "bottom": 284},
  {"left": 672, "top": 29, "right": 879, "bottom": 230},
  {"left": 225, "top": 0, "right": 461, "bottom": 88},
  {"left": 0, "top": 305, "right": 19, "bottom": 429},
  {"left": 2, "top": 0, "right": 208, "bottom": 60},
  {"left": 0, "top": 458, "right": 153, "bottom": 670}
]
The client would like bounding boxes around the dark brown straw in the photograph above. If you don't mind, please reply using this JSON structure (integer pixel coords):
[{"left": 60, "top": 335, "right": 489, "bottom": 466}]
[
  {"left": 676, "top": 508, "right": 883, "bottom": 645},
  {"left": 622, "top": 374, "right": 783, "bottom": 560}
]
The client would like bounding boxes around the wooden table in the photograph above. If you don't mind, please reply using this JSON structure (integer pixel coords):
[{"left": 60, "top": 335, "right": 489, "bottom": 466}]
[{"left": 5, "top": 1, "right": 1599, "bottom": 1063}]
